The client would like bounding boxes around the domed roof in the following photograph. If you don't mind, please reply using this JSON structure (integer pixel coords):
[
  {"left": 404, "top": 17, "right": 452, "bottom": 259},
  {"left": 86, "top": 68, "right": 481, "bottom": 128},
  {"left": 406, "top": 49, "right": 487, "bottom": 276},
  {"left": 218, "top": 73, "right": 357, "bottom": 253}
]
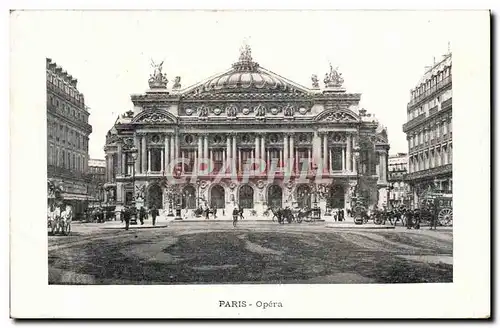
[
  {"left": 196, "top": 44, "right": 305, "bottom": 94},
  {"left": 203, "top": 70, "right": 288, "bottom": 92}
]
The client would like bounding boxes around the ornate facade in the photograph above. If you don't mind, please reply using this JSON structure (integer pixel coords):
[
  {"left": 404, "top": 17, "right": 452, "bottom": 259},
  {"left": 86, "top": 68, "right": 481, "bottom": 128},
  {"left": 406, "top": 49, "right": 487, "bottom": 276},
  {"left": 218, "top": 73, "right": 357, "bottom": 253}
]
[
  {"left": 103, "top": 46, "right": 390, "bottom": 217},
  {"left": 47, "top": 58, "right": 92, "bottom": 217},
  {"left": 403, "top": 51, "right": 452, "bottom": 207}
]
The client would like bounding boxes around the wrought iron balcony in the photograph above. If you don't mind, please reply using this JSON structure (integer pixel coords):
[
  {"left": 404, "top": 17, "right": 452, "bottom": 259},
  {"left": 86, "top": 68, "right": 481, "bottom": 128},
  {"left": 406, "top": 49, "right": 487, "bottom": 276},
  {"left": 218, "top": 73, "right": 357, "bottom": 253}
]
[{"left": 404, "top": 163, "right": 452, "bottom": 181}]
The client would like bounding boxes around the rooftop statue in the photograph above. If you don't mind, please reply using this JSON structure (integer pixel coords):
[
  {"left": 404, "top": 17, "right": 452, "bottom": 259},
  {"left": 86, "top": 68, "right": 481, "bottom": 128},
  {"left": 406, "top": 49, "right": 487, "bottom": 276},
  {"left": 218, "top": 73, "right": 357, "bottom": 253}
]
[
  {"left": 323, "top": 63, "right": 344, "bottom": 88},
  {"left": 172, "top": 76, "right": 182, "bottom": 90},
  {"left": 311, "top": 74, "right": 320, "bottom": 89},
  {"left": 148, "top": 59, "right": 168, "bottom": 89},
  {"left": 239, "top": 43, "right": 253, "bottom": 62}
]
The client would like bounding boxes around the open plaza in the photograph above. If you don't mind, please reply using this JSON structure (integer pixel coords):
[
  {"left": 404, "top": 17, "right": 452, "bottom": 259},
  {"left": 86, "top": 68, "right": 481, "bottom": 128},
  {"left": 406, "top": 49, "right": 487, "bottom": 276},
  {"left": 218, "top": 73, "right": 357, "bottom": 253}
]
[{"left": 48, "top": 218, "right": 452, "bottom": 285}]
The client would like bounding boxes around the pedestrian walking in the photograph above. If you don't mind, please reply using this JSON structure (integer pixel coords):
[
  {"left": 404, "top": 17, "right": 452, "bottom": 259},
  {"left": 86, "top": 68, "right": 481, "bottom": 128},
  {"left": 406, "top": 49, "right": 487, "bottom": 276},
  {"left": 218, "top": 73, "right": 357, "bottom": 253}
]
[
  {"left": 239, "top": 205, "right": 244, "bottom": 220},
  {"left": 139, "top": 206, "right": 146, "bottom": 225},
  {"left": 151, "top": 206, "right": 158, "bottom": 226},
  {"left": 213, "top": 206, "right": 218, "bottom": 219},
  {"left": 122, "top": 206, "right": 130, "bottom": 231},
  {"left": 232, "top": 207, "right": 239, "bottom": 227}
]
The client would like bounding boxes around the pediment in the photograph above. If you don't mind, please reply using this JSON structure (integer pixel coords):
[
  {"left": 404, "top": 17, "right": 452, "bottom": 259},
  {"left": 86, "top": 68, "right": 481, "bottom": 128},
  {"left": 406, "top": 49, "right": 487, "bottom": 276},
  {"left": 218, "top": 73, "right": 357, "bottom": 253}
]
[
  {"left": 314, "top": 109, "right": 359, "bottom": 123},
  {"left": 132, "top": 109, "right": 178, "bottom": 124}
]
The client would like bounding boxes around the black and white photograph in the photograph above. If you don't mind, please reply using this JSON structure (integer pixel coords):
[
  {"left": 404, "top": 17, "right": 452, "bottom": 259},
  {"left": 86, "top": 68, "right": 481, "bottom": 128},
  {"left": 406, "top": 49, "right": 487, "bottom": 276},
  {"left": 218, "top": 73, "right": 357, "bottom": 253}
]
[{"left": 9, "top": 8, "right": 490, "bottom": 319}]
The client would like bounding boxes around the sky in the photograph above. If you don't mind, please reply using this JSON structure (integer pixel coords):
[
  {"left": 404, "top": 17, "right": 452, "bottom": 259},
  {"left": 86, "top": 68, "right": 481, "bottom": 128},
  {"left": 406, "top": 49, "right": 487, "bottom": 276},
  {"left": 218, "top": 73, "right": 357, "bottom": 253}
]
[{"left": 13, "top": 10, "right": 458, "bottom": 159}]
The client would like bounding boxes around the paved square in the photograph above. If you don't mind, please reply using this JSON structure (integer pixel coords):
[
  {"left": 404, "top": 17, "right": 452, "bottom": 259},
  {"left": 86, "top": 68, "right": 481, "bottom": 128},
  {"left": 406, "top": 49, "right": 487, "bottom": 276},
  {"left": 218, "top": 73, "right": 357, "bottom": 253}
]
[{"left": 48, "top": 220, "right": 452, "bottom": 284}]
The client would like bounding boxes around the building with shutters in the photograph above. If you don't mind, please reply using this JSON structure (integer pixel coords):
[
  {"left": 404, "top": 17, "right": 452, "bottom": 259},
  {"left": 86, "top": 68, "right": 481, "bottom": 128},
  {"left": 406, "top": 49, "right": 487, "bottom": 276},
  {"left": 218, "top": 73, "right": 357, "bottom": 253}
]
[
  {"left": 403, "top": 51, "right": 452, "bottom": 208},
  {"left": 387, "top": 153, "right": 410, "bottom": 208},
  {"left": 46, "top": 58, "right": 93, "bottom": 217}
]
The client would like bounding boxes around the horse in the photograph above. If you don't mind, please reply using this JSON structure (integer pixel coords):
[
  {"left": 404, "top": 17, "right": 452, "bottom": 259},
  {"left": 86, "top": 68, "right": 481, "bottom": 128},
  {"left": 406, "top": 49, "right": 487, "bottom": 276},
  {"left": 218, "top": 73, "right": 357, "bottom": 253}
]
[
  {"left": 296, "top": 208, "right": 313, "bottom": 223},
  {"left": 47, "top": 204, "right": 61, "bottom": 235},
  {"left": 59, "top": 204, "right": 73, "bottom": 235}
]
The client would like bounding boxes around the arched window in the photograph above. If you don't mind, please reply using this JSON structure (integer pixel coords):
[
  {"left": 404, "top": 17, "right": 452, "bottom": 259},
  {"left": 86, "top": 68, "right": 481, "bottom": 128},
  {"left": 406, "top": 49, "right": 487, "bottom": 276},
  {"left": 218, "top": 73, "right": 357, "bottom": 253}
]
[
  {"left": 238, "top": 185, "right": 254, "bottom": 209},
  {"left": 182, "top": 185, "right": 197, "bottom": 209},
  {"left": 210, "top": 185, "right": 225, "bottom": 209},
  {"left": 267, "top": 185, "right": 282, "bottom": 208},
  {"left": 296, "top": 184, "right": 311, "bottom": 208},
  {"left": 327, "top": 185, "right": 345, "bottom": 209}
]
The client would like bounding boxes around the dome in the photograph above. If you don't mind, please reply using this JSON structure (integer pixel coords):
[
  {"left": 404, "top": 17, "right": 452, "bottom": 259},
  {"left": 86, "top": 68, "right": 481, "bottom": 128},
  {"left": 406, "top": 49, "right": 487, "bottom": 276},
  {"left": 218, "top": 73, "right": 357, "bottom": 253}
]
[
  {"left": 200, "top": 44, "right": 290, "bottom": 93},
  {"left": 203, "top": 70, "right": 288, "bottom": 93}
]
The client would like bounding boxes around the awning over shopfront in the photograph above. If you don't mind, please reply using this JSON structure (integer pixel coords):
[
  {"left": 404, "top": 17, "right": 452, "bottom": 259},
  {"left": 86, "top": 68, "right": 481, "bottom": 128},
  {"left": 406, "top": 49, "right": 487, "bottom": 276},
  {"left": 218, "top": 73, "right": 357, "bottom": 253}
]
[{"left": 61, "top": 193, "right": 97, "bottom": 202}]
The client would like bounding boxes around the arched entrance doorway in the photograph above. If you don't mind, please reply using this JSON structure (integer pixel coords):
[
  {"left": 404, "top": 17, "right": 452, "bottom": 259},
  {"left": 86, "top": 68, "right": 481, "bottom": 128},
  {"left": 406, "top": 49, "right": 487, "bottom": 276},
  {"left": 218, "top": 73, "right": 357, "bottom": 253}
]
[
  {"left": 147, "top": 184, "right": 163, "bottom": 209},
  {"left": 267, "top": 185, "right": 282, "bottom": 208},
  {"left": 327, "top": 185, "right": 345, "bottom": 209},
  {"left": 296, "top": 184, "right": 311, "bottom": 208},
  {"left": 182, "top": 185, "right": 196, "bottom": 209},
  {"left": 239, "top": 185, "right": 254, "bottom": 208},
  {"left": 210, "top": 184, "right": 225, "bottom": 208}
]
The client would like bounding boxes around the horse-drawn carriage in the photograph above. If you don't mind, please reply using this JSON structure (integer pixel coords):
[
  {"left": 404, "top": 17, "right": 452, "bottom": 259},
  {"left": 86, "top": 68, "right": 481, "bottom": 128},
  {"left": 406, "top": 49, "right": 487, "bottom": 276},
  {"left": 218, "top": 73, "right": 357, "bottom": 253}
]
[
  {"left": 47, "top": 203, "right": 73, "bottom": 235},
  {"left": 412, "top": 192, "right": 453, "bottom": 227},
  {"left": 267, "top": 206, "right": 319, "bottom": 224},
  {"left": 47, "top": 179, "right": 72, "bottom": 235}
]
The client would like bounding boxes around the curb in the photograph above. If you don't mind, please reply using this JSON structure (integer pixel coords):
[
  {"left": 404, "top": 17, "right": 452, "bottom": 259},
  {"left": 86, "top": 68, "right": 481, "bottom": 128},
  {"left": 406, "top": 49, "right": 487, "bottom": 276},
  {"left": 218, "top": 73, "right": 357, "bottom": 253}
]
[
  {"left": 326, "top": 224, "right": 395, "bottom": 230},
  {"left": 169, "top": 219, "right": 327, "bottom": 223},
  {"left": 102, "top": 225, "right": 169, "bottom": 230}
]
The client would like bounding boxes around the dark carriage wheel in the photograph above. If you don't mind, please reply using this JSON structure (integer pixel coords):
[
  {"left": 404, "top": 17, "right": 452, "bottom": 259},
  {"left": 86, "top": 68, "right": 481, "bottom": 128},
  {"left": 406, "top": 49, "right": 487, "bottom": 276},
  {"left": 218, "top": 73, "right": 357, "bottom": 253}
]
[
  {"left": 438, "top": 208, "right": 453, "bottom": 226},
  {"left": 297, "top": 216, "right": 303, "bottom": 223},
  {"left": 374, "top": 217, "right": 383, "bottom": 225}
]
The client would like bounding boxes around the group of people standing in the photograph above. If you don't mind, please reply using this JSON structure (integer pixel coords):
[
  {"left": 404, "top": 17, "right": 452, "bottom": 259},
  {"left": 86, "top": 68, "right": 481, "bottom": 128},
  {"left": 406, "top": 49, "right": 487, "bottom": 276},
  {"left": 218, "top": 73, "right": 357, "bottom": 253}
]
[
  {"left": 120, "top": 205, "right": 160, "bottom": 231},
  {"left": 332, "top": 208, "right": 346, "bottom": 222}
]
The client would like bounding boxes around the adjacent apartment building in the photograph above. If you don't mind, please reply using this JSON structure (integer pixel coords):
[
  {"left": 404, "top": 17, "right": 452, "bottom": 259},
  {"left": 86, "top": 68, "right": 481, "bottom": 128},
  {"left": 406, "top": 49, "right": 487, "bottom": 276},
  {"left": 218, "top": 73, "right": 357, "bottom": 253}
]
[
  {"left": 387, "top": 153, "right": 409, "bottom": 208},
  {"left": 88, "top": 159, "right": 106, "bottom": 205},
  {"left": 46, "top": 58, "right": 93, "bottom": 216},
  {"left": 402, "top": 51, "right": 452, "bottom": 208}
]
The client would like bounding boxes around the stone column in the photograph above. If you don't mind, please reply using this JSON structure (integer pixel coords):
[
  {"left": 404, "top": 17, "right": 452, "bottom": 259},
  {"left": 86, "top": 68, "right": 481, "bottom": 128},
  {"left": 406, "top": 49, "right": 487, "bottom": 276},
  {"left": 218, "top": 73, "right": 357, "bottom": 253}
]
[
  {"left": 284, "top": 134, "right": 289, "bottom": 171},
  {"left": 148, "top": 149, "right": 151, "bottom": 172},
  {"left": 175, "top": 133, "right": 180, "bottom": 159},
  {"left": 308, "top": 148, "right": 311, "bottom": 171},
  {"left": 161, "top": 149, "right": 164, "bottom": 172},
  {"left": 342, "top": 147, "right": 346, "bottom": 171},
  {"left": 329, "top": 149, "right": 333, "bottom": 174},
  {"left": 209, "top": 149, "right": 213, "bottom": 172},
  {"left": 260, "top": 135, "right": 265, "bottom": 163},
  {"left": 198, "top": 135, "right": 203, "bottom": 161},
  {"left": 141, "top": 135, "right": 147, "bottom": 174},
  {"left": 346, "top": 133, "right": 352, "bottom": 172},
  {"left": 289, "top": 133, "right": 295, "bottom": 173},
  {"left": 376, "top": 152, "right": 381, "bottom": 177},
  {"left": 117, "top": 143, "right": 122, "bottom": 176},
  {"left": 322, "top": 133, "right": 328, "bottom": 171},
  {"left": 238, "top": 149, "right": 242, "bottom": 172},
  {"left": 353, "top": 153, "right": 358, "bottom": 174},
  {"left": 232, "top": 134, "right": 237, "bottom": 175},
  {"left": 381, "top": 152, "right": 387, "bottom": 183},
  {"left": 226, "top": 135, "right": 231, "bottom": 168},
  {"left": 122, "top": 153, "right": 127, "bottom": 175},
  {"left": 254, "top": 135, "right": 260, "bottom": 162},
  {"left": 104, "top": 155, "right": 109, "bottom": 182},
  {"left": 164, "top": 134, "right": 170, "bottom": 171},
  {"left": 169, "top": 135, "right": 175, "bottom": 167},
  {"left": 134, "top": 135, "right": 140, "bottom": 174},
  {"left": 203, "top": 135, "right": 209, "bottom": 160}
]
